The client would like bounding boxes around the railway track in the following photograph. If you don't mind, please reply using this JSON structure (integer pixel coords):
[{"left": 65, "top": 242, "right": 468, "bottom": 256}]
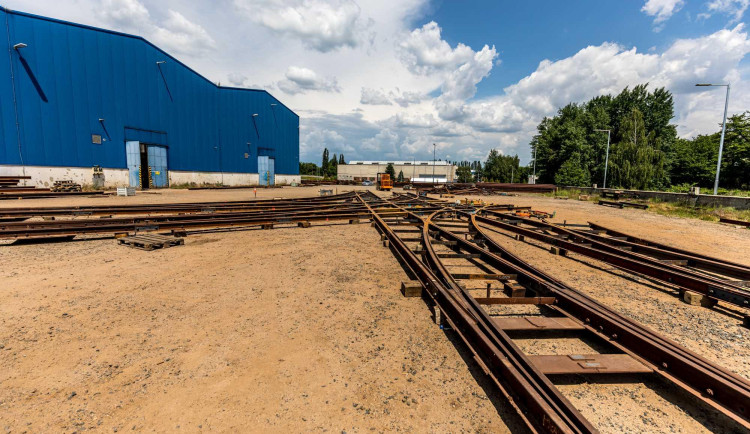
[
  {"left": 2, "top": 190, "right": 748, "bottom": 431},
  {"left": 473, "top": 209, "right": 750, "bottom": 310},
  {"left": 360, "top": 191, "right": 750, "bottom": 432}
]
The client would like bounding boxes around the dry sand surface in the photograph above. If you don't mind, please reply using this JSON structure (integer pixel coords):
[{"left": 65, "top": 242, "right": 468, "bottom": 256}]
[{"left": 0, "top": 186, "right": 748, "bottom": 433}]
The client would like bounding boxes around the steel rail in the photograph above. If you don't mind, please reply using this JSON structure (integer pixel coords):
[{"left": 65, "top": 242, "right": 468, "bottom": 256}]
[
  {"left": 478, "top": 210, "right": 750, "bottom": 309},
  {"left": 0, "top": 191, "right": 364, "bottom": 218},
  {"left": 0, "top": 192, "right": 443, "bottom": 239},
  {"left": 380, "top": 192, "right": 750, "bottom": 428},
  {"left": 0, "top": 209, "right": 400, "bottom": 239},
  {"left": 356, "top": 191, "right": 587, "bottom": 433},
  {"left": 420, "top": 210, "right": 596, "bottom": 433},
  {"left": 580, "top": 222, "right": 750, "bottom": 282},
  {"left": 0, "top": 203, "right": 372, "bottom": 230},
  {"left": 468, "top": 212, "right": 750, "bottom": 429}
]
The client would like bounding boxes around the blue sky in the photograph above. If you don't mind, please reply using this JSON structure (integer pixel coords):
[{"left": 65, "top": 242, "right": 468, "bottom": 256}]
[
  {"left": 430, "top": 0, "right": 746, "bottom": 97},
  {"left": 5, "top": 0, "right": 750, "bottom": 165}
]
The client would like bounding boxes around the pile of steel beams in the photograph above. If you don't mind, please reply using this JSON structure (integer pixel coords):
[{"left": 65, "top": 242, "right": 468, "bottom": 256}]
[
  {"left": 417, "top": 182, "right": 557, "bottom": 195},
  {"left": 0, "top": 175, "right": 104, "bottom": 199}
]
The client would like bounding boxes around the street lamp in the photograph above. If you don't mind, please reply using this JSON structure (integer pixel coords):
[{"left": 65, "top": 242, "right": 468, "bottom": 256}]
[
  {"left": 696, "top": 83, "right": 730, "bottom": 195},
  {"left": 594, "top": 129, "right": 611, "bottom": 189}
]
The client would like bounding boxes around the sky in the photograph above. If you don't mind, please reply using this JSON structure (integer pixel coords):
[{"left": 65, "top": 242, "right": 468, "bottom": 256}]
[{"left": 4, "top": 0, "right": 749, "bottom": 165}]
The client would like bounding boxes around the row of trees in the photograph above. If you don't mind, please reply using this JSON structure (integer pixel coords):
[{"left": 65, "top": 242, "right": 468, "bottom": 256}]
[
  {"left": 531, "top": 84, "right": 674, "bottom": 189},
  {"left": 451, "top": 152, "right": 529, "bottom": 183},
  {"left": 670, "top": 112, "right": 749, "bottom": 189},
  {"left": 530, "top": 84, "right": 750, "bottom": 191},
  {"left": 299, "top": 148, "right": 346, "bottom": 178}
]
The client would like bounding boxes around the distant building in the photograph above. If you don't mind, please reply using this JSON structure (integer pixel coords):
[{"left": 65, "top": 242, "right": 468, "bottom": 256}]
[
  {"left": 338, "top": 161, "right": 456, "bottom": 183},
  {"left": 0, "top": 7, "right": 299, "bottom": 188}
]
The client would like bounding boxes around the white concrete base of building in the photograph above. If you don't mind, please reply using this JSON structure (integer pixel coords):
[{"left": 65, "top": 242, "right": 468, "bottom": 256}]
[
  {"left": 168, "top": 170, "right": 259, "bottom": 187},
  {"left": 0, "top": 165, "right": 129, "bottom": 188},
  {"left": 168, "top": 171, "right": 300, "bottom": 186},
  {"left": 0, "top": 165, "right": 301, "bottom": 188}
]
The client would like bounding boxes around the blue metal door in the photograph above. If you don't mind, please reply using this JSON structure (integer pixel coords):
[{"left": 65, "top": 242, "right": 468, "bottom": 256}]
[
  {"left": 148, "top": 145, "right": 169, "bottom": 187},
  {"left": 268, "top": 157, "right": 275, "bottom": 186},
  {"left": 125, "top": 141, "right": 140, "bottom": 187},
  {"left": 258, "top": 156, "right": 268, "bottom": 185}
]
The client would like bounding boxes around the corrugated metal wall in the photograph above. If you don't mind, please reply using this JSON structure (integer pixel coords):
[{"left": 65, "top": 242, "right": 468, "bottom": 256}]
[{"left": 0, "top": 8, "right": 299, "bottom": 175}]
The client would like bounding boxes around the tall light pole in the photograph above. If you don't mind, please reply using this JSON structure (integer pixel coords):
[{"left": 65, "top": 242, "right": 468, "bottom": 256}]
[
  {"left": 531, "top": 145, "right": 537, "bottom": 184},
  {"left": 594, "top": 129, "right": 611, "bottom": 189},
  {"left": 696, "top": 83, "right": 730, "bottom": 195},
  {"left": 432, "top": 143, "right": 436, "bottom": 184}
]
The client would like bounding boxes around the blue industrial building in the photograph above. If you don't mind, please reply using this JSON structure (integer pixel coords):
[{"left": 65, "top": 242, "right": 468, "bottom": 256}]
[{"left": 0, "top": 7, "right": 299, "bottom": 188}]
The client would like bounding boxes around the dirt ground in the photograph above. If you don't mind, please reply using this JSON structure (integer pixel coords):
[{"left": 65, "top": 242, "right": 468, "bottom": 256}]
[{"left": 1, "top": 186, "right": 748, "bottom": 433}]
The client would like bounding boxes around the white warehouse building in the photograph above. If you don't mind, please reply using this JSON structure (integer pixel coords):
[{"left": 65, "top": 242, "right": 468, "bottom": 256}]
[{"left": 337, "top": 161, "right": 456, "bottom": 183}]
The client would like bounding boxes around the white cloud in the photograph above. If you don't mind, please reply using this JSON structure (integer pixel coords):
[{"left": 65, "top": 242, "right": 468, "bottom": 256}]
[
  {"left": 97, "top": 0, "right": 150, "bottom": 31},
  {"left": 227, "top": 73, "right": 249, "bottom": 87},
  {"left": 233, "top": 0, "right": 370, "bottom": 52},
  {"left": 277, "top": 66, "right": 341, "bottom": 94},
  {"left": 447, "top": 24, "right": 750, "bottom": 152},
  {"left": 642, "top": 0, "right": 685, "bottom": 25},
  {"left": 151, "top": 10, "right": 216, "bottom": 55},
  {"left": 392, "top": 89, "right": 425, "bottom": 107},
  {"left": 360, "top": 87, "right": 426, "bottom": 106},
  {"left": 435, "top": 44, "right": 497, "bottom": 121},
  {"left": 399, "top": 21, "right": 475, "bottom": 74},
  {"left": 360, "top": 88, "right": 392, "bottom": 105},
  {"left": 96, "top": 0, "right": 215, "bottom": 56},
  {"left": 702, "top": 0, "right": 749, "bottom": 24}
]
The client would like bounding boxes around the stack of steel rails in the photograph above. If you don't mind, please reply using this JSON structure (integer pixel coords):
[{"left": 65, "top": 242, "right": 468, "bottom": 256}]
[{"left": 0, "top": 192, "right": 443, "bottom": 240}]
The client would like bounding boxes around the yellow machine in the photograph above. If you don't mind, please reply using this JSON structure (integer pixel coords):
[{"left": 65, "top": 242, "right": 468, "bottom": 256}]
[{"left": 377, "top": 173, "right": 393, "bottom": 191}]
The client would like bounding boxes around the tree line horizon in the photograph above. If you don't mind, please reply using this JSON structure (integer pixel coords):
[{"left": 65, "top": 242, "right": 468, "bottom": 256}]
[{"left": 301, "top": 83, "right": 749, "bottom": 191}]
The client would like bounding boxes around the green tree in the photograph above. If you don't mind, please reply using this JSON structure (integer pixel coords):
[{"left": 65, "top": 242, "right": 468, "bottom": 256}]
[
  {"left": 397, "top": 170, "right": 404, "bottom": 182},
  {"left": 339, "top": 154, "right": 346, "bottom": 165},
  {"left": 321, "top": 148, "right": 329, "bottom": 177},
  {"left": 328, "top": 153, "right": 338, "bottom": 178},
  {"left": 530, "top": 84, "right": 676, "bottom": 187},
  {"left": 669, "top": 135, "right": 718, "bottom": 187},
  {"left": 473, "top": 161, "right": 483, "bottom": 182},
  {"left": 722, "top": 111, "right": 750, "bottom": 189},
  {"left": 385, "top": 163, "right": 396, "bottom": 180},
  {"left": 456, "top": 165, "right": 473, "bottom": 183},
  {"left": 299, "top": 162, "right": 319, "bottom": 176},
  {"left": 554, "top": 153, "right": 590, "bottom": 186},
  {"left": 484, "top": 149, "right": 520, "bottom": 182},
  {"left": 608, "top": 108, "right": 668, "bottom": 189}
]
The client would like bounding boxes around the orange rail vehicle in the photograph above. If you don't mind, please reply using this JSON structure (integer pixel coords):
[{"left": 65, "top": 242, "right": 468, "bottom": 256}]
[{"left": 376, "top": 173, "right": 393, "bottom": 191}]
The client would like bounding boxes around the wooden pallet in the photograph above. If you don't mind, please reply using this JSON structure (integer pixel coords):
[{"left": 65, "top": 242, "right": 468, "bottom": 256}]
[{"left": 117, "top": 233, "right": 184, "bottom": 251}]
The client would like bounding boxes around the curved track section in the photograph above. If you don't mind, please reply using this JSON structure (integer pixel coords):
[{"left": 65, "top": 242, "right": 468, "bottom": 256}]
[{"left": 362, "top": 192, "right": 749, "bottom": 432}]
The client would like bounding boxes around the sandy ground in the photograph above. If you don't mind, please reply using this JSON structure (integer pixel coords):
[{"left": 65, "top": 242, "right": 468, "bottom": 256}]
[{"left": 0, "top": 186, "right": 748, "bottom": 433}]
